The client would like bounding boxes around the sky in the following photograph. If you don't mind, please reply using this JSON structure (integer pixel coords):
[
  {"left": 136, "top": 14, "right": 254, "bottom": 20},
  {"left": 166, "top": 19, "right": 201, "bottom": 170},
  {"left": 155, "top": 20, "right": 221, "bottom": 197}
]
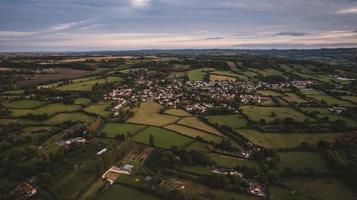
[{"left": 0, "top": 0, "right": 357, "bottom": 51}]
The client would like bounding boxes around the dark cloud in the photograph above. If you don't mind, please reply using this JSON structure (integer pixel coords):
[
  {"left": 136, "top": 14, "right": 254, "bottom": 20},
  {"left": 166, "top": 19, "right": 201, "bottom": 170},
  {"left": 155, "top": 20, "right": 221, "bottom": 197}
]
[{"left": 275, "top": 32, "right": 307, "bottom": 36}]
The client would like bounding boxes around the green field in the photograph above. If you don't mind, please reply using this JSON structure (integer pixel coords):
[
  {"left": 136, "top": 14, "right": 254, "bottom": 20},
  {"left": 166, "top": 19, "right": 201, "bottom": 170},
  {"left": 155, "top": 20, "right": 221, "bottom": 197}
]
[
  {"left": 164, "top": 109, "right": 191, "bottom": 117},
  {"left": 270, "top": 186, "right": 309, "bottom": 200},
  {"left": 56, "top": 76, "right": 122, "bottom": 91},
  {"left": 74, "top": 98, "right": 92, "bottom": 106},
  {"left": 84, "top": 102, "right": 111, "bottom": 117},
  {"left": 301, "top": 89, "right": 354, "bottom": 107},
  {"left": 100, "top": 123, "right": 147, "bottom": 137},
  {"left": 135, "top": 102, "right": 162, "bottom": 114},
  {"left": 3, "top": 99, "right": 46, "bottom": 109},
  {"left": 44, "top": 112, "right": 95, "bottom": 125},
  {"left": 188, "top": 68, "right": 215, "bottom": 81},
  {"left": 97, "top": 184, "right": 161, "bottom": 200},
  {"left": 276, "top": 152, "right": 328, "bottom": 173},
  {"left": 210, "top": 153, "right": 260, "bottom": 169},
  {"left": 340, "top": 96, "right": 357, "bottom": 104},
  {"left": 132, "top": 126, "right": 193, "bottom": 149},
  {"left": 164, "top": 124, "right": 223, "bottom": 143},
  {"left": 287, "top": 178, "right": 357, "bottom": 200},
  {"left": 210, "top": 70, "right": 248, "bottom": 81},
  {"left": 206, "top": 114, "right": 248, "bottom": 130},
  {"left": 257, "top": 90, "right": 284, "bottom": 96},
  {"left": 209, "top": 74, "right": 237, "bottom": 81},
  {"left": 238, "top": 129, "right": 342, "bottom": 148},
  {"left": 128, "top": 113, "right": 179, "bottom": 127},
  {"left": 10, "top": 103, "right": 82, "bottom": 117},
  {"left": 282, "top": 92, "right": 307, "bottom": 103},
  {"left": 184, "top": 141, "right": 209, "bottom": 152},
  {"left": 177, "top": 116, "right": 222, "bottom": 136},
  {"left": 241, "top": 106, "right": 312, "bottom": 122}
]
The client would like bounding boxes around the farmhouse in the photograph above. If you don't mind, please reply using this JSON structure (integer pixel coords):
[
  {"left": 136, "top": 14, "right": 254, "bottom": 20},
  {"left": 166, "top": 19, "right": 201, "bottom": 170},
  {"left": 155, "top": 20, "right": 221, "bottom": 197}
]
[{"left": 15, "top": 182, "right": 37, "bottom": 197}]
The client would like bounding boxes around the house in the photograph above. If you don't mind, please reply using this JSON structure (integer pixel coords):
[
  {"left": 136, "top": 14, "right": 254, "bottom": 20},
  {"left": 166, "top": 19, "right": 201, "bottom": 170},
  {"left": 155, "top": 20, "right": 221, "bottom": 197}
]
[
  {"left": 16, "top": 182, "right": 37, "bottom": 197},
  {"left": 249, "top": 183, "right": 265, "bottom": 197},
  {"left": 328, "top": 106, "right": 347, "bottom": 114}
]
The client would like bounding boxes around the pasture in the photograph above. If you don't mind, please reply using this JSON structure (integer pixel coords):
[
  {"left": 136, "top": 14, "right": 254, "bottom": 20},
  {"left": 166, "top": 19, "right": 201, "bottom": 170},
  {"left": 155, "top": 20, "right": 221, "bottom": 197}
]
[
  {"left": 188, "top": 68, "right": 215, "bottom": 81},
  {"left": 240, "top": 106, "right": 312, "bottom": 122},
  {"left": 100, "top": 123, "right": 147, "bottom": 137},
  {"left": 238, "top": 129, "right": 342, "bottom": 149},
  {"left": 44, "top": 112, "right": 95, "bottom": 125},
  {"left": 74, "top": 98, "right": 92, "bottom": 106},
  {"left": 257, "top": 90, "right": 283, "bottom": 96},
  {"left": 9, "top": 103, "right": 81, "bottom": 117},
  {"left": 210, "top": 153, "right": 260, "bottom": 169},
  {"left": 56, "top": 76, "right": 122, "bottom": 91},
  {"left": 209, "top": 74, "right": 236, "bottom": 81},
  {"left": 164, "top": 109, "right": 191, "bottom": 117},
  {"left": 132, "top": 126, "right": 193, "bottom": 149},
  {"left": 177, "top": 116, "right": 222, "bottom": 136},
  {"left": 164, "top": 124, "right": 223, "bottom": 143},
  {"left": 3, "top": 99, "right": 45, "bottom": 109},
  {"left": 276, "top": 152, "right": 328, "bottom": 173},
  {"left": 270, "top": 186, "right": 309, "bottom": 200},
  {"left": 287, "top": 178, "right": 357, "bottom": 200},
  {"left": 97, "top": 184, "right": 161, "bottom": 200},
  {"left": 84, "top": 102, "right": 111, "bottom": 117},
  {"left": 206, "top": 114, "right": 248, "bottom": 130},
  {"left": 282, "top": 92, "right": 307, "bottom": 103}
]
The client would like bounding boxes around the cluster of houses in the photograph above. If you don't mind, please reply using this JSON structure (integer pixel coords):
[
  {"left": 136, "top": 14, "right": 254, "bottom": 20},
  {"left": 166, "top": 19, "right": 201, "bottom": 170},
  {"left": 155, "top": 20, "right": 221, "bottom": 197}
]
[
  {"left": 58, "top": 137, "right": 86, "bottom": 147},
  {"left": 104, "top": 71, "right": 318, "bottom": 116},
  {"left": 211, "top": 168, "right": 243, "bottom": 177},
  {"left": 102, "top": 164, "right": 134, "bottom": 184}
]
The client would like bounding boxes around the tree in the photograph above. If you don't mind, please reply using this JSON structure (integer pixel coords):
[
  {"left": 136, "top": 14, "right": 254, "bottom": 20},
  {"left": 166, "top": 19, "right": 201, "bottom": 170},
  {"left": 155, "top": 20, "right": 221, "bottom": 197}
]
[{"left": 149, "top": 134, "right": 155, "bottom": 147}]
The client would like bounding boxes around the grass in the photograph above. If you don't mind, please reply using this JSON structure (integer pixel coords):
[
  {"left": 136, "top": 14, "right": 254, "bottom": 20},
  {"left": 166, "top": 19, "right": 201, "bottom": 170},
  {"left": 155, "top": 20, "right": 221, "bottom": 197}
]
[
  {"left": 184, "top": 141, "right": 209, "bottom": 152},
  {"left": 132, "top": 126, "right": 193, "bottom": 149},
  {"left": 0, "top": 89, "right": 25, "bottom": 95},
  {"left": 270, "top": 186, "right": 309, "bottom": 200},
  {"left": 135, "top": 102, "right": 162, "bottom": 114},
  {"left": 340, "top": 96, "right": 357, "bottom": 104},
  {"left": 282, "top": 92, "right": 307, "bottom": 103},
  {"left": 56, "top": 76, "right": 122, "bottom": 91},
  {"left": 257, "top": 90, "right": 284, "bottom": 96},
  {"left": 128, "top": 114, "right": 179, "bottom": 127},
  {"left": 209, "top": 74, "right": 236, "bottom": 81},
  {"left": 100, "top": 123, "right": 147, "bottom": 137},
  {"left": 301, "top": 89, "right": 354, "bottom": 107},
  {"left": 276, "top": 152, "right": 328, "bottom": 173},
  {"left": 10, "top": 103, "right": 82, "bottom": 117},
  {"left": 177, "top": 116, "right": 222, "bottom": 136},
  {"left": 164, "top": 124, "right": 223, "bottom": 143},
  {"left": 206, "top": 114, "right": 248, "bottom": 130},
  {"left": 97, "top": 184, "right": 161, "bottom": 200},
  {"left": 3, "top": 99, "right": 45, "bottom": 109},
  {"left": 44, "top": 112, "right": 95, "bottom": 125},
  {"left": 210, "top": 153, "right": 260, "bottom": 169},
  {"left": 84, "top": 102, "right": 111, "bottom": 117},
  {"left": 287, "top": 178, "right": 357, "bottom": 200},
  {"left": 188, "top": 68, "right": 215, "bottom": 81},
  {"left": 182, "top": 166, "right": 211, "bottom": 175},
  {"left": 164, "top": 109, "right": 191, "bottom": 117},
  {"left": 74, "top": 98, "right": 92, "bottom": 106},
  {"left": 241, "top": 106, "right": 312, "bottom": 122},
  {"left": 238, "top": 129, "right": 343, "bottom": 149}
]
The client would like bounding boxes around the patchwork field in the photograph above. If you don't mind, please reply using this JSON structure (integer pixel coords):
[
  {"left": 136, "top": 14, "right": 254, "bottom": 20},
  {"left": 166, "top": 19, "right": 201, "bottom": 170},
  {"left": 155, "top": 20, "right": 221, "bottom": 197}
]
[
  {"left": 164, "top": 124, "right": 223, "bottom": 143},
  {"left": 282, "top": 92, "right": 307, "bottom": 103},
  {"left": 97, "top": 184, "right": 161, "bottom": 200},
  {"left": 188, "top": 68, "right": 215, "bottom": 81},
  {"left": 56, "top": 76, "right": 122, "bottom": 91},
  {"left": 209, "top": 74, "right": 236, "bottom": 81},
  {"left": 241, "top": 106, "right": 312, "bottom": 122},
  {"left": 257, "top": 90, "right": 284, "bottom": 96},
  {"left": 206, "top": 114, "right": 248, "bottom": 130},
  {"left": 164, "top": 109, "right": 191, "bottom": 117},
  {"left": 84, "top": 102, "right": 111, "bottom": 117},
  {"left": 74, "top": 98, "right": 92, "bottom": 106},
  {"left": 10, "top": 103, "right": 82, "bottom": 117},
  {"left": 238, "top": 129, "right": 342, "bottom": 148},
  {"left": 287, "top": 178, "right": 357, "bottom": 200},
  {"left": 100, "top": 123, "right": 147, "bottom": 137},
  {"left": 3, "top": 99, "right": 46, "bottom": 109},
  {"left": 276, "top": 152, "right": 328, "bottom": 173},
  {"left": 301, "top": 89, "right": 355, "bottom": 107},
  {"left": 132, "top": 126, "right": 193, "bottom": 149},
  {"left": 177, "top": 116, "right": 222, "bottom": 136},
  {"left": 44, "top": 112, "right": 95, "bottom": 125},
  {"left": 210, "top": 153, "right": 260, "bottom": 169}
]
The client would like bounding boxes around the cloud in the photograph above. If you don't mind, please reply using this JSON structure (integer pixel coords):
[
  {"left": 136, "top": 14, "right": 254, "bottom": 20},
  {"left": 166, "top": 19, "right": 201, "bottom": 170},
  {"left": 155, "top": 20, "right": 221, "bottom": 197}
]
[
  {"left": 337, "top": 7, "right": 357, "bottom": 14},
  {"left": 130, "top": 0, "right": 150, "bottom": 8},
  {"left": 275, "top": 32, "right": 307, "bottom": 36},
  {"left": 80, "top": 24, "right": 105, "bottom": 30},
  {"left": 204, "top": 37, "right": 223, "bottom": 40}
]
